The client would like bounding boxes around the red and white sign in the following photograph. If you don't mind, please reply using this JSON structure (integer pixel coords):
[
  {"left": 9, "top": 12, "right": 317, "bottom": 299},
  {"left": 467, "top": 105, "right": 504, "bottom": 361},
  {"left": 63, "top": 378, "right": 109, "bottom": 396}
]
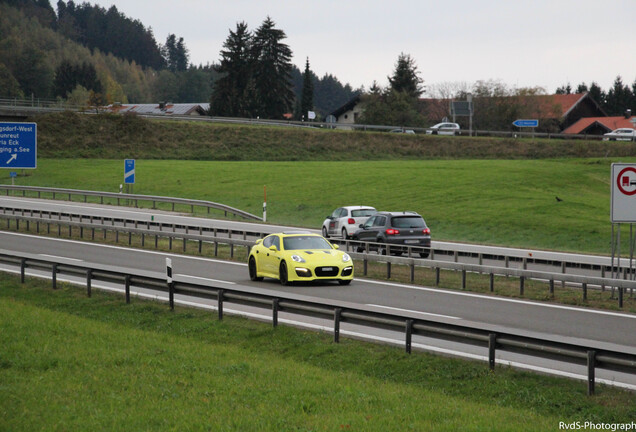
[{"left": 611, "top": 163, "right": 636, "bottom": 222}]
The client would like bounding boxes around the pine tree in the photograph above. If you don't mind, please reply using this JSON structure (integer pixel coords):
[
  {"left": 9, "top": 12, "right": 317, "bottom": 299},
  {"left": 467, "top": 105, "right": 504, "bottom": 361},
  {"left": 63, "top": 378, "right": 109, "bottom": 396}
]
[
  {"left": 250, "top": 16, "right": 294, "bottom": 119},
  {"left": 388, "top": 53, "right": 424, "bottom": 98},
  {"left": 210, "top": 21, "right": 252, "bottom": 116},
  {"left": 300, "top": 57, "right": 314, "bottom": 120}
]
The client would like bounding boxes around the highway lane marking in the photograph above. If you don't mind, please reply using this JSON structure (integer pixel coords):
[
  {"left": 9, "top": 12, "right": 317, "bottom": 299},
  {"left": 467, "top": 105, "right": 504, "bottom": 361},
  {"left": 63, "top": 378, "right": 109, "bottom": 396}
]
[
  {"left": 366, "top": 304, "right": 461, "bottom": 320},
  {"left": 39, "top": 254, "right": 83, "bottom": 262},
  {"left": 363, "top": 279, "right": 636, "bottom": 320},
  {"left": 0, "top": 231, "right": 247, "bottom": 267},
  {"left": 179, "top": 275, "right": 236, "bottom": 285},
  {"left": 3, "top": 232, "right": 635, "bottom": 320},
  {"left": 6, "top": 265, "right": 634, "bottom": 392}
]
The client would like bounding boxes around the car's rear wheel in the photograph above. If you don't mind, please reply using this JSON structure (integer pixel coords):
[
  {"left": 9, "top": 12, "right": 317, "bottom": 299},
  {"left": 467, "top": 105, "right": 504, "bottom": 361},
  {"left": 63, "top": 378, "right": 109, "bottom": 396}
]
[
  {"left": 279, "top": 261, "right": 289, "bottom": 285},
  {"left": 248, "top": 256, "right": 263, "bottom": 281},
  {"left": 322, "top": 227, "right": 329, "bottom": 238},
  {"left": 419, "top": 251, "right": 430, "bottom": 258},
  {"left": 341, "top": 228, "right": 348, "bottom": 239}
]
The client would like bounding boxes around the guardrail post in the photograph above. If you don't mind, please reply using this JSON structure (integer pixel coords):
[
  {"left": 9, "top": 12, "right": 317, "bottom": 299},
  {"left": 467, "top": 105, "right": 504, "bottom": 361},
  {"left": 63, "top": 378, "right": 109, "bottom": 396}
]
[
  {"left": 587, "top": 350, "right": 596, "bottom": 396},
  {"left": 334, "top": 308, "right": 342, "bottom": 343},
  {"left": 52, "top": 264, "right": 57, "bottom": 289},
  {"left": 86, "top": 269, "right": 92, "bottom": 297},
  {"left": 217, "top": 289, "right": 224, "bottom": 320},
  {"left": 169, "top": 282, "right": 174, "bottom": 310},
  {"left": 405, "top": 320, "right": 413, "bottom": 354},
  {"left": 272, "top": 299, "right": 279, "bottom": 328},
  {"left": 20, "top": 258, "right": 26, "bottom": 283},
  {"left": 488, "top": 333, "right": 497, "bottom": 371},
  {"left": 125, "top": 275, "right": 131, "bottom": 304}
]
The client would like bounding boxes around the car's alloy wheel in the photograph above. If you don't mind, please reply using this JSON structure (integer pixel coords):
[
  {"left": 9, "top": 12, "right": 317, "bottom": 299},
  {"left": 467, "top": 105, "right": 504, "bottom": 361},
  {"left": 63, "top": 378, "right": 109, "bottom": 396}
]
[
  {"left": 322, "top": 227, "right": 329, "bottom": 238},
  {"left": 279, "top": 261, "right": 289, "bottom": 285},
  {"left": 341, "top": 228, "right": 348, "bottom": 239},
  {"left": 249, "top": 257, "right": 263, "bottom": 281}
]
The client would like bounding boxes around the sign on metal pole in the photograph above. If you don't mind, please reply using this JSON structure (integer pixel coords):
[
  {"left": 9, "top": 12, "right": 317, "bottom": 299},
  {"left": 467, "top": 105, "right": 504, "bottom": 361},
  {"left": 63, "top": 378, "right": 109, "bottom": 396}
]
[
  {"left": 611, "top": 163, "right": 636, "bottom": 222},
  {"left": 512, "top": 119, "right": 539, "bottom": 128},
  {"left": 124, "top": 159, "right": 135, "bottom": 184},
  {"left": 0, "top": 122, "right": 37, "bottom": 169}
]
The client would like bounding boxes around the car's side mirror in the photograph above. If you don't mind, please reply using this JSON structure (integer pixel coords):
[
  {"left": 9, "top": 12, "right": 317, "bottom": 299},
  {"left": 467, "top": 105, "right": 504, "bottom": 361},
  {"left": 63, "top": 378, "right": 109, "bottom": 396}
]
[
  {"left": 269, "top": 245, "right": 278, "bottom": 252},
  {"left": 332, "top": 244, "right": 339, "bottom": 250},
  {"left": 359, "top": 224, "right": 364, "bottom": 228}
]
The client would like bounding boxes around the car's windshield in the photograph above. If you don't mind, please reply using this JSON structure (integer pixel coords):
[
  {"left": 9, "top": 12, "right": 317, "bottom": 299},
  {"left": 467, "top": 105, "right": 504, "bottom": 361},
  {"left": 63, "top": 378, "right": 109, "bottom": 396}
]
[
  {"left": 283, "top": 235, "right": 333, "bottom": 251},
  {"left": 391, "top": 216, "right": 425, "bottom": 228},
  {"left": 352, "top": 209, "right": 376, "bottom": 217}
]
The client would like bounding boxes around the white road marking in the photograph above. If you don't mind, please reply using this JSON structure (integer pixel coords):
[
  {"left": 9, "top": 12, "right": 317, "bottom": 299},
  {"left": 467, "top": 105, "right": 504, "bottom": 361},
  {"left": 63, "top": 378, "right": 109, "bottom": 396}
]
[
  {"left": 366, "top": 304, "right": 460, "bottom": 320},
  {"left": 39, "top": 254, "right": 83, "bottom": 262},
  {"left": 179, "top": 275, "right": 235, "bottom": 285},
  {"left": 363, "top": 278, "right": 636, "bottom": 320}
]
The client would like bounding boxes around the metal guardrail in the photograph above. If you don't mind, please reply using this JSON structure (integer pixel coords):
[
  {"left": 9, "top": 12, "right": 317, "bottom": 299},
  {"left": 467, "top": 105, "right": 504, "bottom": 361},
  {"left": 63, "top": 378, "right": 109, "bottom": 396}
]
[
  {"left": 1, "top": 248, "right": 634, "bottom": 396},
  {"left": 0, "top": 185, "right": 262, "bottom": 221},
  {"left": 1, "top": 211, "right": 634, "bottom": 308}
]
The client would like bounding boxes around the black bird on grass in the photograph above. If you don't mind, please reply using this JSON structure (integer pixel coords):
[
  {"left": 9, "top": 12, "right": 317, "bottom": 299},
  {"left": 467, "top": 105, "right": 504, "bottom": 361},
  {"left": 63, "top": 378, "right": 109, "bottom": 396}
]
[{"left": 555, "top": 196, "right": 563, "bottom": 202}]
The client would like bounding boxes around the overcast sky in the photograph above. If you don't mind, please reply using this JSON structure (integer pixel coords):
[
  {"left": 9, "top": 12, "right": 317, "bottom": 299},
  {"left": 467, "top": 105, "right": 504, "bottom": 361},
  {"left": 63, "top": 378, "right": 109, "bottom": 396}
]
[{"left": 88, "top": 0, "right": 636, "bottom": 95}]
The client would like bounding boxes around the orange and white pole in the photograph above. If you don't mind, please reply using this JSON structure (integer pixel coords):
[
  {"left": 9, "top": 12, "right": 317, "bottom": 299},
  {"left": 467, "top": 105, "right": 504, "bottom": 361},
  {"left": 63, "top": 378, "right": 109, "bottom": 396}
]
[{"left": 263, "top": 185, "right": 267, "bottom": 222}]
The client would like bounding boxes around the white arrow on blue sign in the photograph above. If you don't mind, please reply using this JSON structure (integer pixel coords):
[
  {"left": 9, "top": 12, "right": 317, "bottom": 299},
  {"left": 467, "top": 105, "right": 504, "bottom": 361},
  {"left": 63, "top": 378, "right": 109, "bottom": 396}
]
[
  {"left": 512, "top": 119, "right": 539, "bottom": 128},
  {"left": 124, "top": 159, "right": 135, "bottom": 184}
]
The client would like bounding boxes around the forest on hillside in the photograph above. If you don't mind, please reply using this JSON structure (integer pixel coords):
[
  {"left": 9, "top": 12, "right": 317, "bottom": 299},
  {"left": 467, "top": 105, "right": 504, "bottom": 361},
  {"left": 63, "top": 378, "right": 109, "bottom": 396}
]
[{"left": 0, "top": 0, "right": 358, "bottom": 118}]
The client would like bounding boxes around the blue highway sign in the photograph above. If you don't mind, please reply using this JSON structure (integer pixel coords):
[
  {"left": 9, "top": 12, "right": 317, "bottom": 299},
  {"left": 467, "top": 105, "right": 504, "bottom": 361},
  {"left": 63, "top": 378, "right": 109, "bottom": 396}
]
[
  {"left": 0, "top": 122, "right": 37, "bottom": 169},
  {"left": 124, "top": 159, "right": 135, "bottom": 184},
  {"left": 512, "top": 119, "right": 539, "bottom": 128}
]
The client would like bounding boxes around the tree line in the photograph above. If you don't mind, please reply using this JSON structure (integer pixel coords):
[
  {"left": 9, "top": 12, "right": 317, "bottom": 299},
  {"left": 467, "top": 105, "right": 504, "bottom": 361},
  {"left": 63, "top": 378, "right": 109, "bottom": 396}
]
[{"left": 0, "top": 0, "right": 357, "bottom": 119}]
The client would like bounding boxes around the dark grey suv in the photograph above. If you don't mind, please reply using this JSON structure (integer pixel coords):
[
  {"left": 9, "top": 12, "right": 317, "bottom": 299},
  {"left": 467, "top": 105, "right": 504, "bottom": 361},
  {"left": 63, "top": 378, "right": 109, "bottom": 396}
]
[{"left": 353, "top": 211, "right": 431, "bottom": 257}]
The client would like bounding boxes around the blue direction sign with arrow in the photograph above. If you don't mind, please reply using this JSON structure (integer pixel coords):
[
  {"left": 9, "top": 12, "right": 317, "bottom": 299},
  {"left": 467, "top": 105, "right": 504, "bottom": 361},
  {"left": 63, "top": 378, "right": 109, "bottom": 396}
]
[
  {"left": 512, "top": 119, "right": 539, "bottom": 128},
  {"left": 124, "top": 159, "right": 135, "bottom": 184},
  {"left": 0, "top": 122, "right": 37, "bottom": 169}
]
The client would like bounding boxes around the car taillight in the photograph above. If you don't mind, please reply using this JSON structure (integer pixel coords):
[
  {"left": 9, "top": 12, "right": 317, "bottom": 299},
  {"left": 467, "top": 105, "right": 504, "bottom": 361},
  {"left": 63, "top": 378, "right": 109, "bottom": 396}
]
[
  {"left": 348, "top": 218, "right": 355, "bottom": 224},
  {"left": 423, "top": 228, "right": 431, "bottom": 235},
  {"left": 386, "top": 228, "right": 400, "bottom": 235}
]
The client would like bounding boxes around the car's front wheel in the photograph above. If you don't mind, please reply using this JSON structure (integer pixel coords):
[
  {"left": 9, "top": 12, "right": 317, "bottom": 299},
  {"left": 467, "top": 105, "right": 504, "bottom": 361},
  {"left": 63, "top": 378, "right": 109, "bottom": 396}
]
[
  {"left": 249, "top": 256, "right": 263, "bottom": 281},
  {"left": 279, "top": 261, "right": 290, "bottom": 285}
]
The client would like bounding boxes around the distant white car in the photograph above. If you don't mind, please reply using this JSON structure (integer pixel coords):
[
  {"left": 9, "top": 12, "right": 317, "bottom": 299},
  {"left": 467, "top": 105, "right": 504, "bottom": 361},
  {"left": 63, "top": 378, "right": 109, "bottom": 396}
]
[
  {"left": 603, "top": 128, "right": 636, "bottom": 141},
  {"left": 390, "top": 128, "right": 415, "bottom": 134},
  {"left": 322, "top": 206, "right": 377, "bottom": 239},
  {"left": 426, "top": 122, "right": 461, "bottom": 136}
]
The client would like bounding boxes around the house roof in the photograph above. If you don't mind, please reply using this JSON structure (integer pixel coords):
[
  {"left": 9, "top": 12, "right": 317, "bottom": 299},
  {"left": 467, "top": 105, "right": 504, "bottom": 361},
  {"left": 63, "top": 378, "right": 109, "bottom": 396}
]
[
  {"left": 330, "top": 94, "right": 361, "bottom": 118},
  {"left": 563, "top": 116, "right": 636, "bottom": 134},
  {"left": 106, "top": 103, "right": 209, "bottom": 116}
]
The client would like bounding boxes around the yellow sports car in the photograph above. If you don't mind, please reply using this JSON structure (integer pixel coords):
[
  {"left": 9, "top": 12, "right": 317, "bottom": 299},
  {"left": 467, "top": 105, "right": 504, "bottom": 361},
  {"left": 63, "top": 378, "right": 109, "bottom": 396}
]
[{"left": 248, "top": 232, "right": 354, "bottom": 285}]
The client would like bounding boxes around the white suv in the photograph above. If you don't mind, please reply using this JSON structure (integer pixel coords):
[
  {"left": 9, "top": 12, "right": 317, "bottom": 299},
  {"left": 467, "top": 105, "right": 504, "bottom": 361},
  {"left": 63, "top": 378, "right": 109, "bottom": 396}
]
[
  {"left": 322, "top": 206, "right": 377, "bottom": 239},
  {"left": 603, "top": 128, "right": 636, "bottom": 141}
]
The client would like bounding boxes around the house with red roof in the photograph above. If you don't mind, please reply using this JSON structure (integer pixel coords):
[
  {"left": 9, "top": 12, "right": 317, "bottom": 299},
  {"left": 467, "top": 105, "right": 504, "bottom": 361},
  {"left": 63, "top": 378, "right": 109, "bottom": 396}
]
[{"left": 563, "top": 113, "right": 635, "bottom": 136}]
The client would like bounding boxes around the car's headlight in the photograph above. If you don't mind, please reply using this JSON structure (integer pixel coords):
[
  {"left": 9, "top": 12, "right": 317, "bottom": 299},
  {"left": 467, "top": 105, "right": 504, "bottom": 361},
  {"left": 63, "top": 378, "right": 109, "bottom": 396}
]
[
  {"left": 291, "top": 255, "right": 306, "bottom": 263},
  {"left": 342, "top": 253, "right": 351, "bottom": 263}
]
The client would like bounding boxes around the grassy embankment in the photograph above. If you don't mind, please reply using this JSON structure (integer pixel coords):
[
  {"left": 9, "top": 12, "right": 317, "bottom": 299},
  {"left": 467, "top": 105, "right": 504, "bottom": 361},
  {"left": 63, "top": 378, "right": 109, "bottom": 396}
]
[
  {"left": 1, "top": 274, "right": 635, "bottom": 431},
  {"left": 11, "top": 112, "right": 636, "bottom": 254}
]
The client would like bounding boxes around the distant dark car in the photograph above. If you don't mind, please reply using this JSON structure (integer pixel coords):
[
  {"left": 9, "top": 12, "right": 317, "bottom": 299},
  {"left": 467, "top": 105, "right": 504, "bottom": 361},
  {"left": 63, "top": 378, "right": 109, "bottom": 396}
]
[{"left": 353, "top": 211, "right": 431, "bottom": 257}]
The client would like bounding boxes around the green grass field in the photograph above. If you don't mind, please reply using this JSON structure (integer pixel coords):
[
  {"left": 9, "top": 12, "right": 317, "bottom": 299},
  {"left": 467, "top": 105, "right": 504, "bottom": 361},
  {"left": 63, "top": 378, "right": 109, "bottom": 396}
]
[
  {"left": 4, "top": 157, "right": 630, "bottom": 254},
  {"left": 2, "top": 274, "right": 635, "bottom": 431}
]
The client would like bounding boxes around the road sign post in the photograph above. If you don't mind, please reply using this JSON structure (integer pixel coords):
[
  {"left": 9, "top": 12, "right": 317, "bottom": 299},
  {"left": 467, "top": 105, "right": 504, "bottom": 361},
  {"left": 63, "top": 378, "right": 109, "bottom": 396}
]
[
  {"left": 0, "top": 122, "right": 37, "bottom": 169},
  {"left": 609, "top": 163, "right": 636, "bottom": 292}
]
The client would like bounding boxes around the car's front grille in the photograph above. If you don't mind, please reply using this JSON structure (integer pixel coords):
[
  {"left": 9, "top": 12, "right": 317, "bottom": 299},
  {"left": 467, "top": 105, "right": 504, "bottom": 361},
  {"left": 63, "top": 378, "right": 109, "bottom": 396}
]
[{"left": 315, "top": 266, "right": 339, "bottom": 277}]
